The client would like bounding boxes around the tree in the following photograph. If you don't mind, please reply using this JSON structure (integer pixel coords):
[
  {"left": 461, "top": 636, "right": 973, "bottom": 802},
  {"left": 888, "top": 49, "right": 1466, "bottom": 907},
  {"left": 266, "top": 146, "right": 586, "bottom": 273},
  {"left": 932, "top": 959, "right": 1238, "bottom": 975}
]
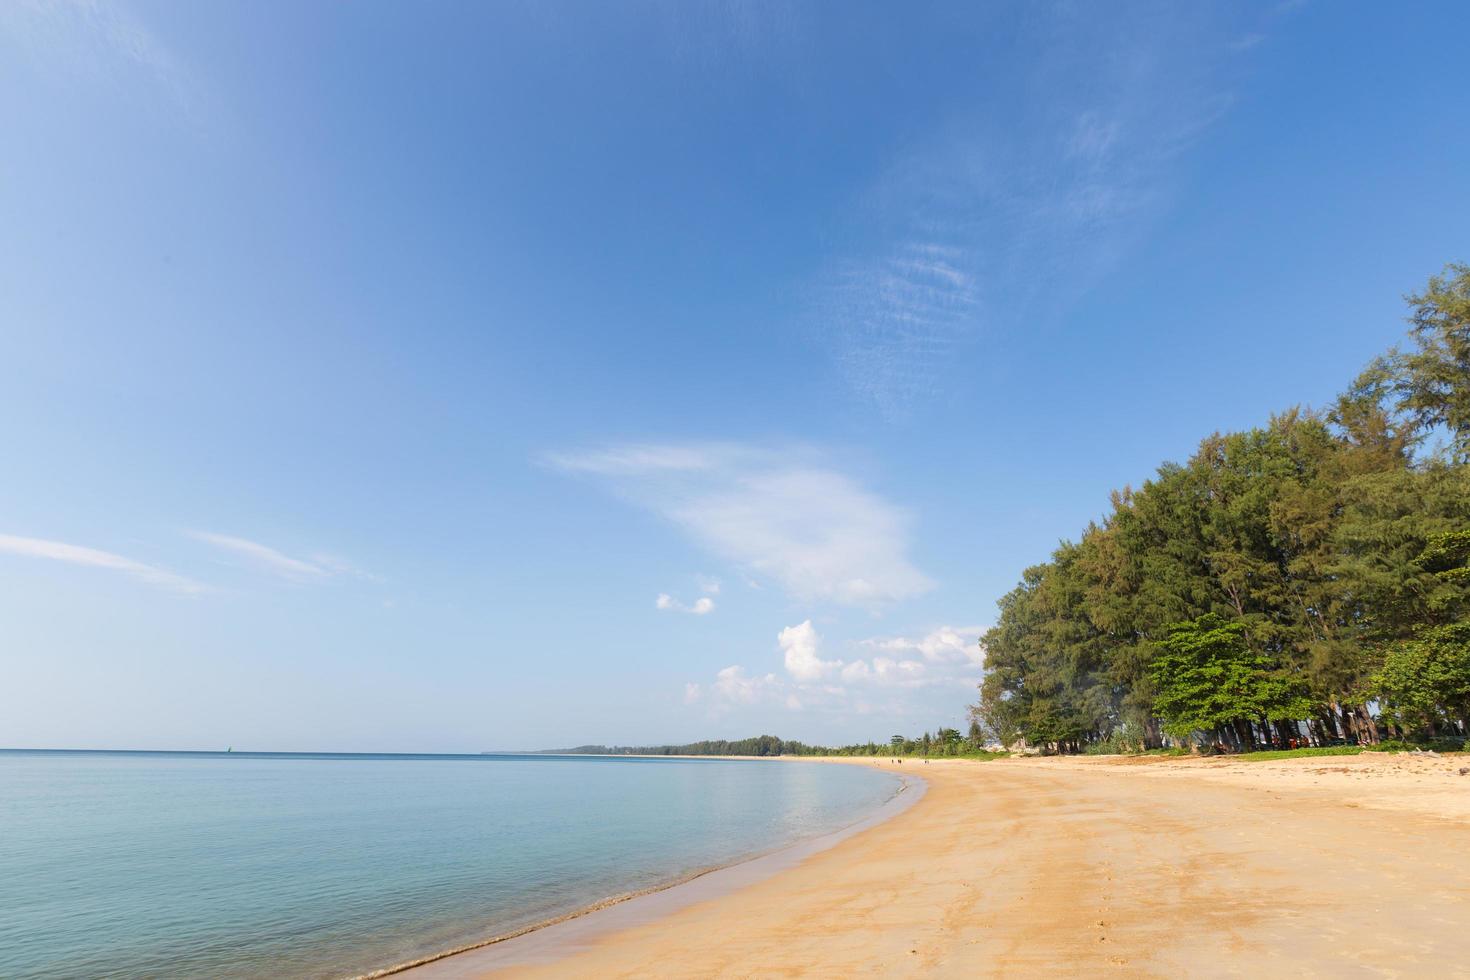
[
  {"left": 1416, "top": 529, "right": 1470, "bottom": 586},
  {"left": 1375, "top": 623, "right": 1470, "bottom": 736},
  {"left": 978, "top": 544, "right": 1118, "bottom": 752},
  {"left": 1392, "top": 263, "right": 1470, "bottom": 462},
  {"left": 938, "top": 728, "right": 963, "bottom": 754},
  {"left": 1147, "top": 614, "right": 1313, "bottom": 747}
]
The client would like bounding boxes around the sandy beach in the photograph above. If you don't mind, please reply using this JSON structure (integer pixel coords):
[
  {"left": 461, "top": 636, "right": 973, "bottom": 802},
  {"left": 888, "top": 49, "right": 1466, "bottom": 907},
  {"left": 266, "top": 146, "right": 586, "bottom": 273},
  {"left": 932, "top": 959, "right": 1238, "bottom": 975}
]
[{"left": 405, "top": 752, "right": 1470, "bottom": 978}]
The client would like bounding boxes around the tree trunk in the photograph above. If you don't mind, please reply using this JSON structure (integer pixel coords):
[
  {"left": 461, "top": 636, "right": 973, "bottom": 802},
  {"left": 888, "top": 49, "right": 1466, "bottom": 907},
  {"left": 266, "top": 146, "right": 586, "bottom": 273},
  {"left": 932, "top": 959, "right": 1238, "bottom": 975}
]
[
  {"left": 1283, "top": 719, "right": 1304, "bottom": 747},
  {"left": 1354, "top": 705, "right": 1380, "bottom": 744},
  {"left": 1230, "top": 718, "right": 1253, "bottom": 751},
  {"left": 1223, "top": 723, "right": 1241, "bottom": 752},
  {"left": 1143, "top": 717, "right": 1163, "bottom": 750}
]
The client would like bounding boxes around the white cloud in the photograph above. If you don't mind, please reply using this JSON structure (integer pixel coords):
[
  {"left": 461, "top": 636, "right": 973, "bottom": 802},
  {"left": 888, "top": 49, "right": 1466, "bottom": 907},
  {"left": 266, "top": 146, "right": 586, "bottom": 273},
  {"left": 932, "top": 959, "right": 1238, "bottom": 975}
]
[
  {"left": 684, "top": 663, "right": 796, "bottom": 715},
  {"left": 656, "top": 592, "right": 715, "bottom": 615},
  {"left": 871, "top": 656, "right": 928, "bottom": 684},
  {"left": 685, "top": 619, "right": 987, "bottom": 722},
  {"left": 0, "top": 532, "right": 207, "bottom": 594},
  {"left": 863, "top": 625, "right": 986, "bottom": 665},
  {"left": 189, "top": 531, "right": 371, "bottom": 585},
  {"left": 545, "top": 443, "right": 730, "bottom": 475},
  {"left": 190, "top": 532, "right": 324, "bottom": 581},
  {"left": 837, "top": 625, "right": 987, "bottom": 691},
  {"left": 308, "top": 552, "right": 380, "bottom": 581},
  {"left": 696, "top": 575, "right": 721, "bottom": 595},
  {"left": 686, "top": 618, "right": 985, "bottom": 722},
  {"left": 679, "top": 468, "right": 930, "bottom": 605},
  {"left": 779, "top": 619, "right": 840, "bottom": 682},
  {"left": 548, "top": 442, "right": 932, "bottom": 607},
  {"left": 711, "top": 665, "right": 781, "bottom": 706}
]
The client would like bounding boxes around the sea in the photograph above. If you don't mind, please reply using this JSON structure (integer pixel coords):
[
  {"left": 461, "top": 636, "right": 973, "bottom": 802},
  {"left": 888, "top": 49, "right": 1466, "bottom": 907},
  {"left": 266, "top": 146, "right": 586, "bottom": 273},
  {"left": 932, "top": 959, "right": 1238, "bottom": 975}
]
[{"left": 0, "top": 749, "right": 902, "bottom": 979}]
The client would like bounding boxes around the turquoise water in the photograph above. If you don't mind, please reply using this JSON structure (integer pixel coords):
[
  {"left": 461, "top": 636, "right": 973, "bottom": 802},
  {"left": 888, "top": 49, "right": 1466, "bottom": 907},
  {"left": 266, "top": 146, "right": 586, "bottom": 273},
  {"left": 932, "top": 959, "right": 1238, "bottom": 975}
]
[{"left": 0, "top": 750, "right": 900, "bottom": 979}]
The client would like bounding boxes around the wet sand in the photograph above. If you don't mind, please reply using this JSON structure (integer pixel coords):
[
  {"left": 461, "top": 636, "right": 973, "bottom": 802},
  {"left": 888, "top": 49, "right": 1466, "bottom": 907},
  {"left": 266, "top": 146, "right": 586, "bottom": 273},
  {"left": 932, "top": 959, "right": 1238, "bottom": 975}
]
[
  {"left": 403, "top": 753, "right": 1470, "bottom": 978},
  {"left": 376, "top": 768, "right": 924, "bottom": 977}
]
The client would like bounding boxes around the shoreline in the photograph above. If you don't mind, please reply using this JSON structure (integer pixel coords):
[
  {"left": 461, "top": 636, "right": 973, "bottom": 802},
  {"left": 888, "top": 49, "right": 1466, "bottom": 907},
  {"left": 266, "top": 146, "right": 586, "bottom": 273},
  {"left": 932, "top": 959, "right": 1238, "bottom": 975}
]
[
  {"left": 390, "top": 752, "right": 1470, "bottom": 977},
  {"left": 379, "top": 762, "right": 925, "bottom": 979}
]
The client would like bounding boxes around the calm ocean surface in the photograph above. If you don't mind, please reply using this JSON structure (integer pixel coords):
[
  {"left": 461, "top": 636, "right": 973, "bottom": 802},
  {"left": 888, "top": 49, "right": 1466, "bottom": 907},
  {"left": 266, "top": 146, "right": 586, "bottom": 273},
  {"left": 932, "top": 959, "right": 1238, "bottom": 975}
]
[{"left": 0, "top": 750, "right": 900, "bottom": 979}]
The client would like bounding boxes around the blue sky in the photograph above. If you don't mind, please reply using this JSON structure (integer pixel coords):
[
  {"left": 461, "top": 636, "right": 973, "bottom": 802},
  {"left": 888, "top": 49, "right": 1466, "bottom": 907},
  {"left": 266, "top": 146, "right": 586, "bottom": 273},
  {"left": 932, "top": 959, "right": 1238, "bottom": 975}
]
[{"left": 2, "top": 1, "right": 1467, "bottom": 751}]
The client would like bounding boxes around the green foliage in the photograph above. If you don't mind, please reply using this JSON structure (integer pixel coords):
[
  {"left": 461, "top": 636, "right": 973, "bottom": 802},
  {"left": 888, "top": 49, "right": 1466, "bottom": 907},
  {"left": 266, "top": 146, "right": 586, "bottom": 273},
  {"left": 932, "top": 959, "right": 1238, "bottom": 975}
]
[
  {"left": 1148, "top": 615, "right": 1313, "bottom": 740},
  {"left": 1416, "top": 529, "right": 1470, "bottom": 587},
  {"left": 1237, "top": 746, "right": 1365, "bottom": 761},
  {"left": 1364, "top": 739, "right": 1422, "bottom": 752},
  {"left": 1374, "top": 622, "right": 1470, "bottom": 734},
  {"left": 1395, "top": 263, "right": 1470, "bottom": 463},
  {"left": 1082, "top": 738, "right": 1125, "bottom": 756},
  {"left": 1364, "top": 737, "right": 1468, "bottom": 753}
]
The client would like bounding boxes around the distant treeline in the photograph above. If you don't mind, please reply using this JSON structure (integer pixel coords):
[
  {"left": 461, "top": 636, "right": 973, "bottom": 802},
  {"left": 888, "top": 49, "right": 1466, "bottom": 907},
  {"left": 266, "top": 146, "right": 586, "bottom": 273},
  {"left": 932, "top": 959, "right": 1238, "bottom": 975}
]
[
  {"left": 542, "top": 726, "right": 999, "bottom": 758},
  {"left": 975, "top": 264, "right": 1470, "bottom": 754},
  {"left": 541, "top": 737, "right": 803, "bottom": 757}
]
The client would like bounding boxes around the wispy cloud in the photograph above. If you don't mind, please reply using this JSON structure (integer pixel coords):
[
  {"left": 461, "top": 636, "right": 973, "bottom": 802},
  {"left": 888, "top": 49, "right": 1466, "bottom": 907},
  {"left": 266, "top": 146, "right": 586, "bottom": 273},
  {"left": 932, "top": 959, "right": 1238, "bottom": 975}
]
[
  {"left": 822, "top": 240, "right": 980, "bottom": 417},
  {"left": 189, "top": 531, "right": 373, "bottom": 585},
  {"left": 0, "top": 532, "right": 207, "bottom": 594},
  {"left": 811, "top": 5, "right": 1259, "bottom": 416},
  {"left": 0, "top": 0, "right": 193, "bottom": 109},
  {"left": 546, "top": 442, "right": 932, "bottom": 607},
  {"left": 545, "top": 442, "right": 743, "bottom": 476}
]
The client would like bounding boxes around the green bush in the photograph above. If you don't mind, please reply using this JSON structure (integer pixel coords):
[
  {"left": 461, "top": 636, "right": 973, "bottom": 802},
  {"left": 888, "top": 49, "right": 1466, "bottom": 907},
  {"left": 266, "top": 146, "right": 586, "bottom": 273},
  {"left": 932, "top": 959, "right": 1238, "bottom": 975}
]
[
  {"left": 1237, "top": 746, "right": 1365, "bottom": 761},
  {"left": 1365, "top": 739, "right": 1419, "bottom": 752},
  {"left": 1365, "top": 736, "right": 1468, "bottom": 753},
  {"left": 1082, "top": 732, "right": 1135, "bottom": 755}
]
